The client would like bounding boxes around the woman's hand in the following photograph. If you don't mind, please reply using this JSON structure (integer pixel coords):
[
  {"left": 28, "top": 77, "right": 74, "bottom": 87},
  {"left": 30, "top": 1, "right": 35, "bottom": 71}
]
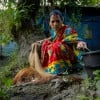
[
  {"left": 36, "top": 37, "right": 51, "bottom": 44},
  {"left": 36, "top": 40, "right": 44, "bottom": 44},
  {"left": 77, "top": 41, "right": 87, "bottom": 50}
]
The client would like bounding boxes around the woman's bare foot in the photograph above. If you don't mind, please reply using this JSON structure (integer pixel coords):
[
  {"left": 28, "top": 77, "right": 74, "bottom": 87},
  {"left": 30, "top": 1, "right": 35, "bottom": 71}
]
[{"left": 31, "top": 74, "right": 58, "bottom": 84}]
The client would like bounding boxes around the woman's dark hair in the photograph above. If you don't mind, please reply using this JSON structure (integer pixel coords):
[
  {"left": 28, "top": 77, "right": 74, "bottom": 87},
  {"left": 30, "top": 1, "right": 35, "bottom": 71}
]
[{"left": 49, "top": 10, "right": 63, "bottom": 21}]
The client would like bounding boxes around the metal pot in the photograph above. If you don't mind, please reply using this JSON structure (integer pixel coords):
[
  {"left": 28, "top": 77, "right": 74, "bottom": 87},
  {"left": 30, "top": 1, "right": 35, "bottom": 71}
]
[{"left": 82, "top": 50, "right": 100, "bottom": 68}]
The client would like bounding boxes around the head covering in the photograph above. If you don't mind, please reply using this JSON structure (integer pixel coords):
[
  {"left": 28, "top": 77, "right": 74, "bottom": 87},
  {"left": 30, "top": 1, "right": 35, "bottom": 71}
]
[{"left": 49, "top": 9, "right": 63, "bottom": 21}]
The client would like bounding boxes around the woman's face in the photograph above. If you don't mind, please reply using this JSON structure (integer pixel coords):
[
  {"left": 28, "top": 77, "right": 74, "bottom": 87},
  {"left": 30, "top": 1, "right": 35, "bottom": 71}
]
[{"left": 49, "top": 14, "right": 63, "bottom": 32}]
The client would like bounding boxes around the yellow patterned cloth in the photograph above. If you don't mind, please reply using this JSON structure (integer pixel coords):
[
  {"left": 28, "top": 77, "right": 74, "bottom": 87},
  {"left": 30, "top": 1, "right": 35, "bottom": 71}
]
[{"left": 41, "top": 25, "right": 83, "bottom": 74}]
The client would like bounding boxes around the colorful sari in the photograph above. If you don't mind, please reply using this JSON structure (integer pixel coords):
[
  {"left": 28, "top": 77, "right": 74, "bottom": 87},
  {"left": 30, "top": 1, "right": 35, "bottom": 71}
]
[{"left": 41, "top": 25, "right": 82, "bottom": 74}]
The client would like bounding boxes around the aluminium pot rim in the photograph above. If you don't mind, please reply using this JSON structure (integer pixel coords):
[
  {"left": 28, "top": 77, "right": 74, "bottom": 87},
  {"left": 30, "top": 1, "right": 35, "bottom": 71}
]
[{"left": 82, "top": 50, "right": 100, "bottom": 56}]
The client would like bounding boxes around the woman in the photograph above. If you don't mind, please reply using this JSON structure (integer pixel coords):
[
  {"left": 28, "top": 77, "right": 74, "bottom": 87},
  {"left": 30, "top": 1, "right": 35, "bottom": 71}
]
[
  {"left": 28, "top": 10, "right": 87, "bottom": 83},
  {"left": 13, "top": 10, "right": 87, "bottom": 85}
]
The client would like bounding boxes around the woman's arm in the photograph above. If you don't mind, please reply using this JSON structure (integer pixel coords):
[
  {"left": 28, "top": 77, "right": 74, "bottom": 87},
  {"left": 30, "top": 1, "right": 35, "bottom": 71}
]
[{"left": 36, "top": 37, "right": 52, "bottom": 44}]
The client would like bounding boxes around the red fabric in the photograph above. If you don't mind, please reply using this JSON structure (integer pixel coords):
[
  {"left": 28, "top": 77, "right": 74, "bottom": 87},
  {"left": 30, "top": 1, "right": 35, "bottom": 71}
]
[{"left": 41, "top": 25, "right": 77, "bottom": 68}]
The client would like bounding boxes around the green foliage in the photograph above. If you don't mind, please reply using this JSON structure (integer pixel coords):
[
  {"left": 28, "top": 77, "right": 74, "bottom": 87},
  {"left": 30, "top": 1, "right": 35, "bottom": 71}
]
[
  {"left": 93, "top": 70, "right": 100, "bottom": 80},
  {"left": 93, "top": 70, "right": 100, "bottom": 91},
  {"left": 82, "top": 77, "right": 95, "bottom": 90},
  {"left": 95, "top": 97, "right": 100, "bottom": 100},
  {"left": 0, "top": 0, "right": 39, "bottom": 40},
  {"left": 77, "top": 94, "right": 93, "bottom": 100},
  {"left": 47, "top": 0, "right": 100, "bottom": 7},
  {"left": 80, "top": 70, "right": 100, "bottom": 99},
  {"left": 0, "top": 49, "right": 18, "bottom": 99},
  {"left": 78, "top": 0, "right": 100, "bottom": 7},
  {"left": 0, "top": 0, "right": 30, "bottom": 83},
  {"left": 0, "top": 1, "right": 21, "bottom": 32},
  {"left": 0, "top": 1, "right": 20, "bottom": 46},
  {"left": 0, "top": 73, "right": 11, "bottom": 100},
  {"left": 0, "top": 74, "right": 12, "bottom": 100}
]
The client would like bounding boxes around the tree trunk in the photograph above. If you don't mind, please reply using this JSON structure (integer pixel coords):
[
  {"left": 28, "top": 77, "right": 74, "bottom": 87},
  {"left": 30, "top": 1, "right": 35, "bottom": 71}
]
[
  {"left": 11, "top": 0, "right": 45, "bottom": 66},
  {"left": 16, "top": 31, "right": 46, "bottom": 66}
]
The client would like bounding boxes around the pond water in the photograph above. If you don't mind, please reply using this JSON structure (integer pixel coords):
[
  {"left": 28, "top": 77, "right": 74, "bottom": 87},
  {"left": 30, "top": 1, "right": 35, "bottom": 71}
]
[{"left": 0, "top": 41, "right": 18, "bottom": 57}]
